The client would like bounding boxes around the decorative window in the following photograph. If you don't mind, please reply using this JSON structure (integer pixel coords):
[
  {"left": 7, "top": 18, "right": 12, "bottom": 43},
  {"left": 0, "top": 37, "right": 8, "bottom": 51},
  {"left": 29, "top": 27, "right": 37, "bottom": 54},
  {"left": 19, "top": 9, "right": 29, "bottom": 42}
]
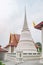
[
  {"left": 37, "top": 53, "right": 40, "bottom": 55},
  {"left": 33, "top": 53, "right": 36, "bottom": 55},
  {"left": 29, "top": 53, "right": 32, "bottom": 55},
  {"left": 23, "top": 53, "right": 27, "bottom": 55}
]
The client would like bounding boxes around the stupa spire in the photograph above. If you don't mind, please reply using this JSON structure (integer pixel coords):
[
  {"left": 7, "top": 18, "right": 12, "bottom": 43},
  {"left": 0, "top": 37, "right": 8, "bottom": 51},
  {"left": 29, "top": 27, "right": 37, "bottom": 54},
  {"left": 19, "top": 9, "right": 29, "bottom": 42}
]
[{"left": 22, "top": 7, "right": 29, "bottom": 31}]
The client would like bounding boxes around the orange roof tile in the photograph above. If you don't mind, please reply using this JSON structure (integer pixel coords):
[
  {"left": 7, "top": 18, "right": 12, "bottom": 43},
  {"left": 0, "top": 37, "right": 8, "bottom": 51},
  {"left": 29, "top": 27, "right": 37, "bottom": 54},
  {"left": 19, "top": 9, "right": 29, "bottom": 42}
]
[{"left": 5, "top": 34, "right": 20, "bottom": 48}]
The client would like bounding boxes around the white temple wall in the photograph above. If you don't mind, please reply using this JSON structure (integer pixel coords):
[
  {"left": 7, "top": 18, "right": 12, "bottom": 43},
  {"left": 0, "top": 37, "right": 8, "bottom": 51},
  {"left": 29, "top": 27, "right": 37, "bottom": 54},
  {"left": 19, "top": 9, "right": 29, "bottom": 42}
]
[
  {"left": 4, "top": 52, "right": 7, "bottom": 60},
  {"left": 0, "top": 52, "right": 7, "bottom": 60}
]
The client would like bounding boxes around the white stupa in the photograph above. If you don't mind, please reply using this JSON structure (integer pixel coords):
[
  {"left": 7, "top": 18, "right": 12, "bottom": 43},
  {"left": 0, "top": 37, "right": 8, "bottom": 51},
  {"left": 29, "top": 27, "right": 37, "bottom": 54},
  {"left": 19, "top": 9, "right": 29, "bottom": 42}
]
[{"left": 16, "top": 9, "right": 38, "bottom": 62}]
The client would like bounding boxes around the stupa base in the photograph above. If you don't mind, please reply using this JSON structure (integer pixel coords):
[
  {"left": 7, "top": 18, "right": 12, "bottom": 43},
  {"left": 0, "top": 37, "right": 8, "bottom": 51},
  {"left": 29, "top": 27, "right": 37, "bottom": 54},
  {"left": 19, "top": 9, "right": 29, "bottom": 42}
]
[
  {"left": 40, "top": 57, "right": 43, "bottom": 63},
  {"left": 16, "top": 58, "right": 24, "bottom": 63}
]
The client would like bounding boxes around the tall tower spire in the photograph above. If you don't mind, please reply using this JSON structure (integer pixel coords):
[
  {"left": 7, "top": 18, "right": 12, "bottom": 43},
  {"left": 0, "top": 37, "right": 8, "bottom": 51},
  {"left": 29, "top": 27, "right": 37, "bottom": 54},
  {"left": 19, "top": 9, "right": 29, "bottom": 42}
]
[{"left": 22, "top": 8, "right": 29, "bottom": 31}]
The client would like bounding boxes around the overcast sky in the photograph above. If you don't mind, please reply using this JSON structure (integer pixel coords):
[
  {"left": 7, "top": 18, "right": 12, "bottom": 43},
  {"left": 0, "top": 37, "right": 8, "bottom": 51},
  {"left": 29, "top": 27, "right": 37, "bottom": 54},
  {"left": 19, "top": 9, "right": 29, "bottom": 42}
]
[{"left": 0, "top": 0, "right": 43, "bottom": 47}]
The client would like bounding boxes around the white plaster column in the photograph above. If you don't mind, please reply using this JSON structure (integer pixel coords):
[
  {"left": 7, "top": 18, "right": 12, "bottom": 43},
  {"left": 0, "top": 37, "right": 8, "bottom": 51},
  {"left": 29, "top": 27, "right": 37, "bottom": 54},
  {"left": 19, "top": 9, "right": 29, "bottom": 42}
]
[
  {"left": 4, "top": 53, "right": 7, "bottom": 60},
  {"left": 16, "top": 51, "right": 23, "bottom": 63},
  {"left": 8, "top": 46, "right": 11, "bottom": 53},
  {"left": 41, "top": 27, "right": 43, "bottom": 57},
  {"left": 40, "top": 27, "right": 43, "bottom": 63}
]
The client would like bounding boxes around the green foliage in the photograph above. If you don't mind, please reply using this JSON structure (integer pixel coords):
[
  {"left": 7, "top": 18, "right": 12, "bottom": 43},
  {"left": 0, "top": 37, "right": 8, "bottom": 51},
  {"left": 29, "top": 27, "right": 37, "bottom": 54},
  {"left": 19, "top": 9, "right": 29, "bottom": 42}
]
[
  {"left": 2, "top": 64, "right": 5, "bottom": 65},
  {"left": 0, "top": 61, "right": 5, "bottom": 65},
  {"left": 35, "top": 42, "right": 42, "bottom": 53},
  {"left": 0, "top": 61, "right": 2, "bottom": 65}
]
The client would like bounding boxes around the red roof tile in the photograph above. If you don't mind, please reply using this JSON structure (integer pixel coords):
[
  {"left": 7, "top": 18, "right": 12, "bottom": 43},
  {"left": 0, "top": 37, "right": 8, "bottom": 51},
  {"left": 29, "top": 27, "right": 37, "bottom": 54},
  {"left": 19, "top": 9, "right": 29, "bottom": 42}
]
[
  {"left": 34, "top": 21, "right": 43, "bottom": 30},
  {"left": 0, "top": 45, "right": 8, "bottom": 52}
]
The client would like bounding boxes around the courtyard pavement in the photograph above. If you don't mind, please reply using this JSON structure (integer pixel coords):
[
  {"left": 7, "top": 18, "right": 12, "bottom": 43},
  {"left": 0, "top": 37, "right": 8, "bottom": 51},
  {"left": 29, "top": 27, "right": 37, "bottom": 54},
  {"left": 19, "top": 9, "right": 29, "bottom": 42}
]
[{"left": 2, "top": 59, "right": 43, "bottom": 65}]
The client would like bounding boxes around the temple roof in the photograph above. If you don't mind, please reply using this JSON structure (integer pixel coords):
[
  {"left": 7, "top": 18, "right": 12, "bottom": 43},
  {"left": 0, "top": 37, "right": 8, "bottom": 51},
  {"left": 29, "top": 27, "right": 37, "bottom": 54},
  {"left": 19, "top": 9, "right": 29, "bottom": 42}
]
[
  {"left": 5, "top": 34, "right": 20, "bottom": 48},
  {"left": 34, "top": 21, "right": 43, "bottom": 30},
  {"left": 0, "top": 45, "right": 8, "bottom": 52}
]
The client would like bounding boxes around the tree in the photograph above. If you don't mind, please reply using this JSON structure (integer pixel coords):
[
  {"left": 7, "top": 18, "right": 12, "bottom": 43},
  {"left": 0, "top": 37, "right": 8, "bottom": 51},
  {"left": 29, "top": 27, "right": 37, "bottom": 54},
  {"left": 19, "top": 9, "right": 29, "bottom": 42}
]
[
  {"left": 0, "top": 61, "right": 5, "bottom": 65},
  {"left": 35, "top": 42, "right": 42, "bottom": 52}
]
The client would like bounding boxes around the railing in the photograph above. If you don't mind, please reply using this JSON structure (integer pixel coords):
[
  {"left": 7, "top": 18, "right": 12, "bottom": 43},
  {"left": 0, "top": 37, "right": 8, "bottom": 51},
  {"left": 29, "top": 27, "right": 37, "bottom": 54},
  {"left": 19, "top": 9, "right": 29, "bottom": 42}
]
[
  {"left": 6, "top": 52, "right": 41, "bottom": 60},
  {"left": 23, "top": 52, "right": 41, "bottom": 57},
  {"left": 7, "top": 53, "right": 16, "bottom": 60},
  {"left": 7, "top": 53, "right": 16, "bottom": 57},
  {"left": 7, "top": 52, "right": 41, "bottom": 57}
]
